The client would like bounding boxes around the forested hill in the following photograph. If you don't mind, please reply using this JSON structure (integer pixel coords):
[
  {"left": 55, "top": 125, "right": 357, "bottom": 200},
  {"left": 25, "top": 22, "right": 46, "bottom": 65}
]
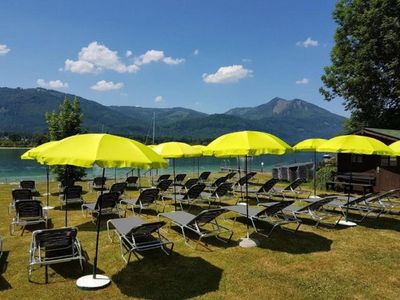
[{"left": 0, "top": 87, "right": 346, "bottom": 144}]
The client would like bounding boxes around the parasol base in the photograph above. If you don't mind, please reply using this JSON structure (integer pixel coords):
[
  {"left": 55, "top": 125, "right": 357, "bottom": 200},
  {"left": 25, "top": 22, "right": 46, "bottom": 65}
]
[
  {"left": 337, "top": 220, "right": 357, "bottom": 227},
  {"left": 309, "top": 195, "right": 321, "bottom": 199},
  {"left": 76, "top": 274, "right": 111, "bottom": 290},
  {"left": 239, "top": 237, "right": 259, "bottom": 248}
]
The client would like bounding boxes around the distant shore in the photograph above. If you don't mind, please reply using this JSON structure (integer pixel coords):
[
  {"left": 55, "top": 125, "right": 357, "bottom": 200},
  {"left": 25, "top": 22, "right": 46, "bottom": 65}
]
[{"left": 0, "top": 146, "right": 31, "bottom": 149}]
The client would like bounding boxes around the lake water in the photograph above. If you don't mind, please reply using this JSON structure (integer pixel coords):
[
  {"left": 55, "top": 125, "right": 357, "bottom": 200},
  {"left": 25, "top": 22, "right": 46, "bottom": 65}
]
[{"left": 0, "top": 148, "right": 317, "bottom": 183}]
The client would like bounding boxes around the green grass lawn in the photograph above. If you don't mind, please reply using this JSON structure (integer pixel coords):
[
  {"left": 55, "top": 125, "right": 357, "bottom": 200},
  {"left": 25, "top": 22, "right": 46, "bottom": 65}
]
[{"left": 1, "top": 174, "right": 400, "bottom": 299}]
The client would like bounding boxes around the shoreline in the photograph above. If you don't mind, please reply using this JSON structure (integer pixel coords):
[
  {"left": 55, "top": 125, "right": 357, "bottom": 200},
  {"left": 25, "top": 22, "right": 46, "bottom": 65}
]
[{"left": 0, "top": 146, "right": 31, "bottom": 149}]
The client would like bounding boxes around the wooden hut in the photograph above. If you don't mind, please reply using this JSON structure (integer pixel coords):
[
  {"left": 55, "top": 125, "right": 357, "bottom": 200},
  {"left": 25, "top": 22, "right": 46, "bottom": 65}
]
[{"left": 336, "top": 128, "right": 400, "bottom": 192}]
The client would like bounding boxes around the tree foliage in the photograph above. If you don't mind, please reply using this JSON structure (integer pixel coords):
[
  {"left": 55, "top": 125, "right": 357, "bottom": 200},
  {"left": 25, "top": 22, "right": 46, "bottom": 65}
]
[
  {"left": 45, "top": 97, "right": 86, "bottom": 181},
  {"left": 320, "top": 0, "right": 400, "bottom": 131}
]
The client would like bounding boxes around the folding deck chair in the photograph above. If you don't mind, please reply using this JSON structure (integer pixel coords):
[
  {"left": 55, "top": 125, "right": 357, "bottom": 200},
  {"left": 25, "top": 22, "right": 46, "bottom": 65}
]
[
  {"left": 271, "top": 178, "right": 311, "bottom": 200},
  {"left": 106, "top": 216, "right": 173, "bottom": 263},
  {"left": 155, "top": 179, "right": 173, "bottom": 201},
  {"left": 207, "top": 175, "right": 228, "bottom": 191},
  {"left": 225, "top": 201, "right": 301, "bottom": 237},
  {"left": 28, "top": 227, "right": 85, "bottom": 283},
  {"left": 10, "top": 188, "right": 37, "bottom": 214},
  {"left": 126, "top": 176, "right": 139, "bottom": 189},
  {"left": 156, "top": 174, "right": 171, "bottom": 183},
  {"left": 59, "top": 185, "right": 84, "bottom": 208},
  {"left": 103, "top": 182, "right": 127, "bottom": 197},
  {"left": 281, "top": 196, "right": 340, "bottom": 227},
  {"left": 198, "top": 171, "right": 211, "bottom": 183},
  {"left": 11, "top": 200, "right": 48, "bottom": 236},
  {"left": 20, "top": 180, "right": 37, "bottom": 193},
  {"left": 364, "top": 188, "right": 400, "bottom": 215},
  {"left": 175, "top": 183, "right": 206, "bottom": 210},
  {"left": 120, "top": 188, "right": 161, "bottom": 215},
  {"left": 90, "top": 176, "right": 107, "bottom": 191},
  {"left": 177, "top": 178, "right": 199, "bottom": 193},
  {"left": 247, "top": 178, "right": 279, "bottom": 203},
  {"left": 202, "top": 182, "right": 233, "bottom": 207},
  {"left": 173, "top": 173, "right": 187, "bottom": 187},
  {"left": 81, "top": 192, "right": 122, "bottom": 222},
  {"left": 158, "top": 208, "right": 233, "bottom": 247},
  {"left": 233, "top": 172, "right": 257, "bottom": 191}
]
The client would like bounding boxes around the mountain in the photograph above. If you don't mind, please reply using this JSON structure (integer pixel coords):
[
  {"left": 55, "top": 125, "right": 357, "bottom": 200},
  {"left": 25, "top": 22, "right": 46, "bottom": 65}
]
[{"left": 0, "top": 87, "right": 346, "bottom": 143}]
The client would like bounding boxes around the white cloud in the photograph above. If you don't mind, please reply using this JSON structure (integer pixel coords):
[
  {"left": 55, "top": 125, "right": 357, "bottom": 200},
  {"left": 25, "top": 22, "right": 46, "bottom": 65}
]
[
  {"left": 135, "top": 49, "right": 185, "bottom": 66},
  {"left": 202, "top": 65, "right": 253, "bottom": 84},
  {"left": 193, "top": 49, "right": 199, "bottom": 56},
  {"left": 295, "top": 78, "right": 309, "bottom": 85},
  {"left": 163, "top": 57, "right": 185, "bottom": 65},
  {"left": 36, "top": 79, "right": 69, "bottom": 89},
  {"left": 296, "top": 37, "right": 319, "bottom": 48},
  {"left": 0, "top": 44, "right": 10, "bottom": 55},
  {"left": 154, "top": 95, "right": 163, "bottom": 103},
  {"left": 64, "top": 42, "right": 184, "bottom": 74},
  {"left": 242, "top": 58, "right": 252, "bottom": 63},
  {"left": 64, "top": 41, "right": 139, "bottom": 74},
  {"left": 91, "top": 80, "right": 124, "bottom": 91}
]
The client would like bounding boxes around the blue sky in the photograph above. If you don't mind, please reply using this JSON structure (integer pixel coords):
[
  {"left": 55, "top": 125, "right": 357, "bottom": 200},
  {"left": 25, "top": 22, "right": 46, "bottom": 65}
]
[{"left": 0, "top": 0, "right": 347, "bottom": 116}]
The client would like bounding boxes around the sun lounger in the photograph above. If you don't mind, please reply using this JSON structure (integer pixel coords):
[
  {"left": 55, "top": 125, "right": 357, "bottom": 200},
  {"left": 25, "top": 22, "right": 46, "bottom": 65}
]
[
  {"left": 10, "top": 188, "right": 38, "bottom": 214},
  {"left": 225, "top": 201, "right": 301, "bottom": 237},
  {"left": 59, "top": 185, "right": 84, "bottom": 208},
  {"left": 58, "top": 178, "right": 75, "bottom": 193},
  {"left": 120, "top": 188, "right": 161, "bottom": 215},
  {"left": 202, "top": 182, "right": 233, "bottom": 206},
  {"left": 126, "top": 176, "right": 139, "bottom": 189},
  {"left": 156, "top": 174, "right": 171, "bottom": 183},
  {"left": 11, "top": 200, "right": 48, "bottom": 236},
  {"left": 28, "top": 227, "right": 85, "bottom": 283},
  {"left": 106, "top": 216, "right": 173, "bottom": 263},
  {"left": 177, "top": 178, "right": 199, "bottom": 193},
  {"left": 81, "top": 192, "right": 122, "bottom": 221},
  {"left": 281, "top": 196, "right": 340, "bottom": 226},
  {"left": 247, "top": 178, "right": 279, "bottom": 203},
  {"left": 20, "top": 180, "right": 37, "bottom": 193},
  {"left": 271, "top": 178, "right": 311, "bottom": 200},
  {"left": 173, "top": 173, "right": 187, "bottom": 186},
  {"left": 225, "top": 171, "right": 236, "bottom": 180},
  {"left": 175, "top": 183, "right": 206, "bottom": 210},
  {"left": 198, "top": 171, "right": 211, "bottom": 183},
  {"left": 207, "top": 175, "right": 228, "bottom": 190},
  {"left": 365, "top": 188, "right": 400, "bottom": 215},
  {"left": 158, "top": 208, "right": 233, "bottom": 247},
  {"left": 90, "top": 176, "right": 107, "bottom": 191},
  {"left": 233, "top": 172, "right": 257, "bottom": 191},
  {"left": 102, "top": 182, "right": 127, "bottom": 197}
]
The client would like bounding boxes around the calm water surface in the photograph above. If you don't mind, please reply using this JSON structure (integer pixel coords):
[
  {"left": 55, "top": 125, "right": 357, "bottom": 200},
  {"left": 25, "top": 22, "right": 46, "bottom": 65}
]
[{"left": 0, "top": 148, "right": 316, "bottom": 183}]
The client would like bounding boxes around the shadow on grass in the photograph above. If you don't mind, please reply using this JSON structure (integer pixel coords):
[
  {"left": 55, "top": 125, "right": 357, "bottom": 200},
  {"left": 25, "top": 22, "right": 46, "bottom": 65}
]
[
  {"left": 29, "top": 252, "right": 105, "bottom": 284},
  {"left": 0, "top": 251, "right": 11, "bottom": 290},
  {"left": 112, "top": 252, "right": 223, "bottom": 299},
  {"left": 256, "top": 227, "right": 333, "bottom": 254},
  {"left": 357, "top": 214, "right": 400, "bottom": 232}
]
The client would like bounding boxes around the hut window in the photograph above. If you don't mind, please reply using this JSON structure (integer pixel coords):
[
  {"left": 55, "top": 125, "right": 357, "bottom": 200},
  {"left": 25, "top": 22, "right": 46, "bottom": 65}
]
[
  {"left": 351, "top": 154, "right": 363, "bottom": 163},
  {"left": 381, "top": 156, "right": 398, "bottom": 167}
]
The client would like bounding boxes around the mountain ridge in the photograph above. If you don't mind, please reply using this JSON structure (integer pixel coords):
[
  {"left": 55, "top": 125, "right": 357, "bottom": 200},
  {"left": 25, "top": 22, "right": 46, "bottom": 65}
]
[{"left": 0, "top": 87, "right": 346, "bottom": 143}]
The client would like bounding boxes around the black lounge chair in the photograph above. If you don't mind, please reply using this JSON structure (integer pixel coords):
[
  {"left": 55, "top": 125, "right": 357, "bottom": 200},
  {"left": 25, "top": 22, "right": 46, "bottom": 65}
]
[
  {"left": 120, "top": 188, "right": 161, "bottom": 215},
  {"left": 59, "top": 185, "right": 84, "bottom": 208},
  {"left": 173, "top": 173, "right": 187, "bottom": 186},
  {"left": 159, "top": 208, "right": 233, "bottom": 247},
  {"left": 177, "top": 178, "right": 199, "bottom": 193},
  {"left": 156, "top": 174, "right": 171, "bottom": 183},
  {"left": 155, "top": 179, "right": 173, "bottom": 201},
  {"left": 364, "top": 188, "right": 400, "bottom": 216},
  {"left": 225, "top": 171, "right": 236, "bottom": 180},
  {"left": 28, "top": 227, "right": 85, "bottom": 283},
  {"left": 11, "top": 200, "right": 48, "bottom": 236},
  {"left": 202, "top": 182, "right": 233, "bottom": 206},
  {"left": 225, "top": 201, "right": 301, "bottom": 237},
  {"left": 90, "top": 176, "right": 107, "bottom": 191},
  {"left": 106, "top": 216, "right": 173, "bottom": 263},
  {"left": 233, "top": 172, "right": 257, "bottom": 191},
  {"left": 176, "top": 183, "right": 206, "bottom": 210},
  {"left": 58, "top": 178, "right": 75, "bottom": 193},
  {"left": 81, "top": 192, "right": 122, "bottom": 222},
  {"left": 271, "top": 178, "right": 311, "bottom": 199},
  {"left": 247, "top": 178, "right": 279, "bottom": 203},
  {"left": 281, "top": 196, "right": 339, "bottom": 226},
  {"left": 103, "top": 182, "right": 127, "bottom": 198},
  {"left": 126, "top": 176, "right": 139, "bottom": 189},
  {"left": 198, "top": 171, "right": 211, "bottom": 183},
  {"left": 10, "top": 188, "right": 37, "bottom": 213},
  {"left": 320, "top": 193, "right": 387, "bottom": 222},
  {"left": 207, "top": 175, "right": 228, "bottom": 190},
  {"left": 20, "top": 180, "right": 37, "bottom": 193}
]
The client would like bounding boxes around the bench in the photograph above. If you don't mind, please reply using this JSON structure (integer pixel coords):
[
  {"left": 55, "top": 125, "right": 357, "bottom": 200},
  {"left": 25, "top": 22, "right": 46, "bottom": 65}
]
[{"left": 326, "top": 181, "right": 374, "bottom": 195}]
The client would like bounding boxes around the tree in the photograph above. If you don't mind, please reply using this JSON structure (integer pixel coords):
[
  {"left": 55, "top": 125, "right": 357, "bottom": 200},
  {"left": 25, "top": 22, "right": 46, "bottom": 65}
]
[
  {"left": 46, "top": 97, "right": 86, "bottom": 181},
  {"left": 320, "top": 0, "right": 400, "bottom": 131}
]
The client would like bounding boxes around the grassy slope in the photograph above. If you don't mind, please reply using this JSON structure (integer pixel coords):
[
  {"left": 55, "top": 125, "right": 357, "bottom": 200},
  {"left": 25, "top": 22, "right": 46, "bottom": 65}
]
[{"left": 0, "top": 174, "right": 400, "bottom": 299}]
